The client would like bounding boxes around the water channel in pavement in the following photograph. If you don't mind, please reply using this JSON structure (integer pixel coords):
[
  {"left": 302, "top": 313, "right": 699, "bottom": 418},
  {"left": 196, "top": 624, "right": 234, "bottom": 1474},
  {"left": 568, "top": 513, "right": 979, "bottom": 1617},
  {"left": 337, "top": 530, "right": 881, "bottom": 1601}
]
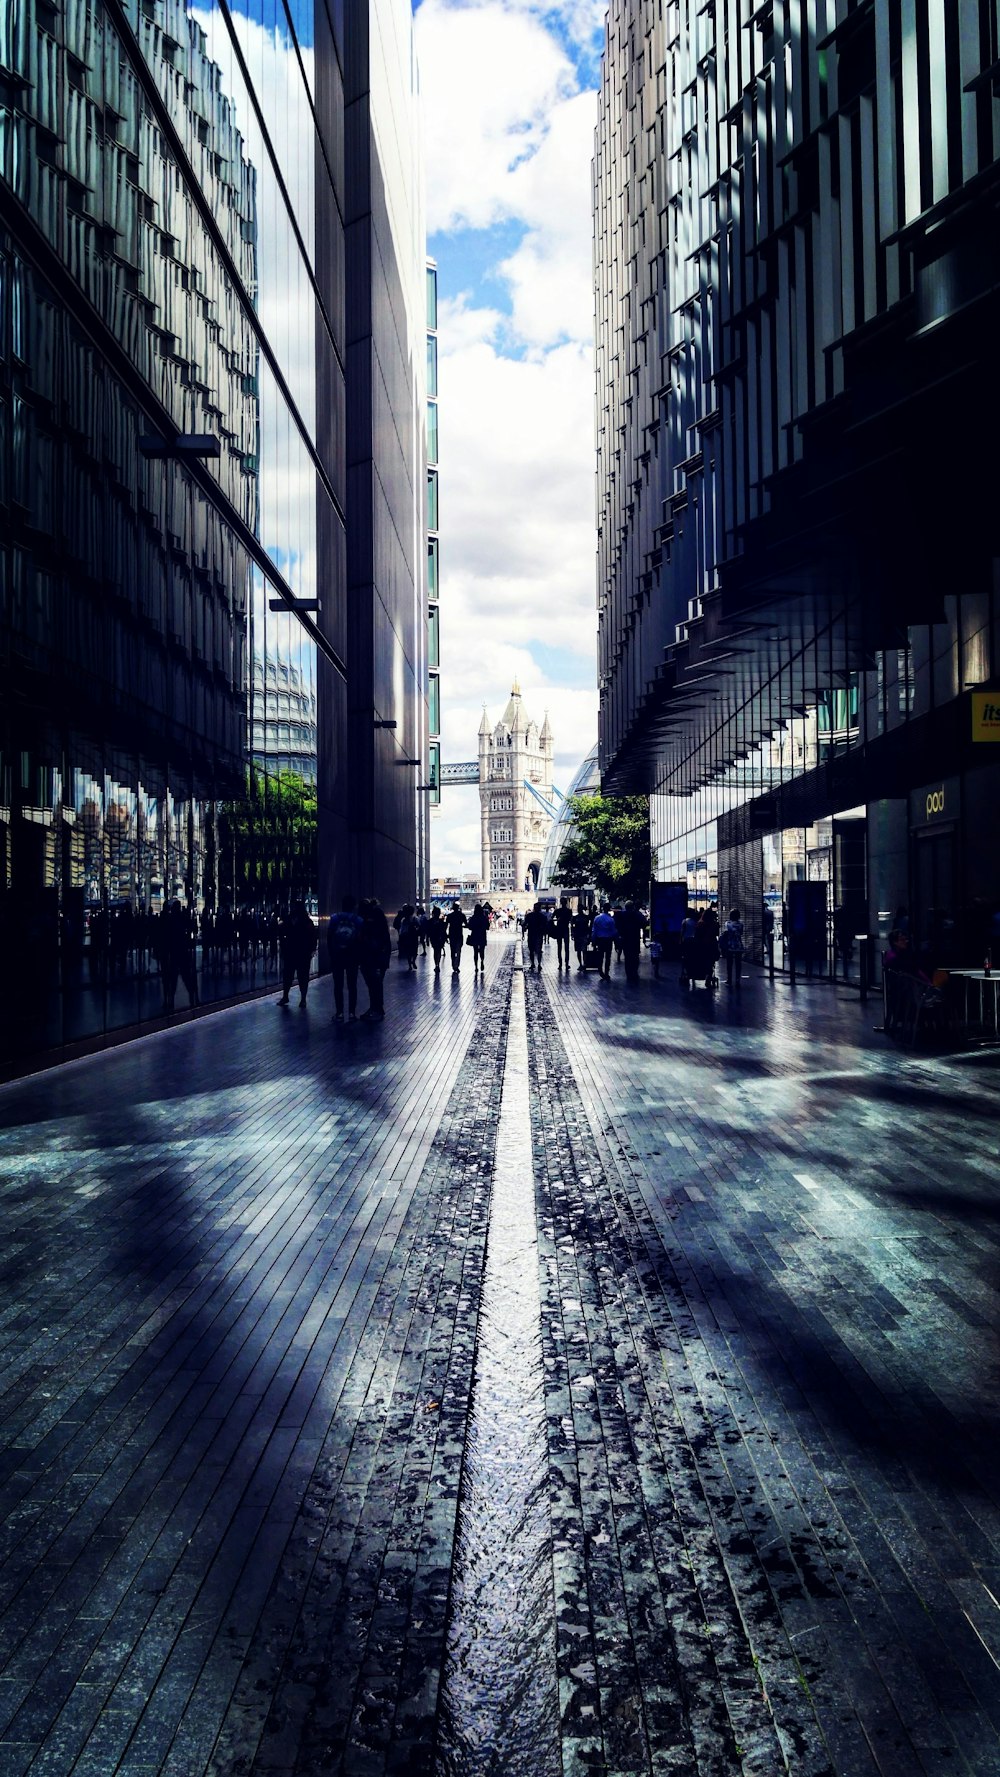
[{"left": 435, "top": 962, "right": 560, "bottom": 1775}]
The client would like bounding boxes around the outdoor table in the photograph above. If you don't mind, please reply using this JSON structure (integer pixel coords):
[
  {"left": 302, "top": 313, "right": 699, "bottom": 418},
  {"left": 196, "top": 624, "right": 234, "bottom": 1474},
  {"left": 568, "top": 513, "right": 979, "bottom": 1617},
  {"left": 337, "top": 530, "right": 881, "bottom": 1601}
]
[{"left": 949, "top": 969, "right": 1000, "bottom": 1039}]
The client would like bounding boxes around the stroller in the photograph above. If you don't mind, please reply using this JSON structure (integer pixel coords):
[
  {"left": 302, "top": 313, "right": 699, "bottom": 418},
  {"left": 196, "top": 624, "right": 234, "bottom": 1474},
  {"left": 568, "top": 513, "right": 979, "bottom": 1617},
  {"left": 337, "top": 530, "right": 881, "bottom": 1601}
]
[{"left": 680, "top": 927, "right": 719, "bottom": 990}]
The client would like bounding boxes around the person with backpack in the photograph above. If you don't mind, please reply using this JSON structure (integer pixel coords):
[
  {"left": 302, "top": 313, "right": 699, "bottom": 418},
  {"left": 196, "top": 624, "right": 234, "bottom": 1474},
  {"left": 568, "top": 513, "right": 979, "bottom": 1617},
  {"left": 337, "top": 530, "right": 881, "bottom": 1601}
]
[
  {"left": 720, "top": 906, "right": 745, "bottom": 988},
  {"left": 328, "top": 895, "right": 363, "bottom": 1020}
]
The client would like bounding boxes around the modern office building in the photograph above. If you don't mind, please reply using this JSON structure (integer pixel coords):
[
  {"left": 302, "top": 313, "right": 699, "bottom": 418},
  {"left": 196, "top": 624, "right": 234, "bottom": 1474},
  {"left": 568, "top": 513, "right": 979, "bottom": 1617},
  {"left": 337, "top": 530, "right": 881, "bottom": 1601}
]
[
  {"left": 595, "top": 0, "right": 1000, "bottom": 966},
  {"left": 334, "top": 0, "right": 429, "bottom": 916},
  {"left": 426, "top": 258, "right": 441, "bottom": 820},
  {"left": 0, "top": 0, "right": 426, "bottom": 1068}
]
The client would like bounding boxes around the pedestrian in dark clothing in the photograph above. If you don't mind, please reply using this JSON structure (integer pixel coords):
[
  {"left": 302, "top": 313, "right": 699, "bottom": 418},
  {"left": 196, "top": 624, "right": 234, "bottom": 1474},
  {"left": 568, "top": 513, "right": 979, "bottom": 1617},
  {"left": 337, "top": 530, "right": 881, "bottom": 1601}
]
[
  {"left": 358, "top": 898, "right": 391, "bottom": 1018},
  {"left": 469, "top": 902, "right": 489, "bottom": 973},
  {"left": 161, "top": 899, "right": 199, "bottom": 1011},
  {"left": 397, "top": 906, "right": 420, "bottom": 971},
  {"left": 446, "top": 902, "right": 467, "bottom": 973},
  {"left": 615, "top": 899, "right": 646, "bottom": 983},
  {"left": 327, "top": 894, "right": 363, "bottom": 1019},
  {"left": 427, "top": 906, "right": 448, "bottom": 973},
  {"left": 572, "top": 908, "right": 591, "bottom": 970},
  {"left": 278, "top": 902, "right": 317, "bottom": 1005},
  {"left": 720, "top": 906, "right": 745, "bottom": 987},
  {"left": 553, "top": 898, "right": 573, "bottom": 968},
  {"left": 612, "top": 908, "right": 625, "bottom": 963},
  {"left": 524, "top": 902, "right": 548, "bottom": 971}
]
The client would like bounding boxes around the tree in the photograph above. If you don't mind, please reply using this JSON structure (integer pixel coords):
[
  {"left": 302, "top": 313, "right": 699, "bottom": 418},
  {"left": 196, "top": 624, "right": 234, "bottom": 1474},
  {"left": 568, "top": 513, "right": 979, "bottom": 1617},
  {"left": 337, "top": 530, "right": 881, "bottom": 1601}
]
[
  {"left": 218, "top": 767, "right": 317, "bottom": 903},
  {"left": 551, "top": 792, "right": 650, "bottom": 900}
]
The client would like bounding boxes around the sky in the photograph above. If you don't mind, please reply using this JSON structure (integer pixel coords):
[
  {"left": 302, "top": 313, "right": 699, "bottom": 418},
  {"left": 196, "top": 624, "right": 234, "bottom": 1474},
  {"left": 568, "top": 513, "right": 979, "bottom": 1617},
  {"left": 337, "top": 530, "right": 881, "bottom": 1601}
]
[{"left": 413, "top": 0, "right": 605, "bottom": 879}]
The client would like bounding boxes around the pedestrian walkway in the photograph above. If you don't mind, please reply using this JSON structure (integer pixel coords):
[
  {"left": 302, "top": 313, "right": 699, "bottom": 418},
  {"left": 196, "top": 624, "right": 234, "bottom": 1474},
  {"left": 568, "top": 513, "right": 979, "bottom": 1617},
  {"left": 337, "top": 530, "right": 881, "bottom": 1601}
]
[{"left": 0, "top": 943, "right": 997, "bottom": 1776}]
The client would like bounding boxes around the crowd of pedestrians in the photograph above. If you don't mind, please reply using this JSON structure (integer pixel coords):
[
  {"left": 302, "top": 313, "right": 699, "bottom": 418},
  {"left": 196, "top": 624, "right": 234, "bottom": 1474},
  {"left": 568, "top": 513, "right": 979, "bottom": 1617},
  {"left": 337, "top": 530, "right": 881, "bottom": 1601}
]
[{"left": 268, "top": 890, "right": 754, "bottom": 1026}]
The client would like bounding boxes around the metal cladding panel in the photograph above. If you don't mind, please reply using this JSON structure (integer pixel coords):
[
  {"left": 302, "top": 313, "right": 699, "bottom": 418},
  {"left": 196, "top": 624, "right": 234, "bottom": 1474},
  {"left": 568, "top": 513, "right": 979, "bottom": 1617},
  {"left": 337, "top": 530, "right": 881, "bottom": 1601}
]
[{"left": 595, "top": 0, "right": 1000, "bottom": 800}]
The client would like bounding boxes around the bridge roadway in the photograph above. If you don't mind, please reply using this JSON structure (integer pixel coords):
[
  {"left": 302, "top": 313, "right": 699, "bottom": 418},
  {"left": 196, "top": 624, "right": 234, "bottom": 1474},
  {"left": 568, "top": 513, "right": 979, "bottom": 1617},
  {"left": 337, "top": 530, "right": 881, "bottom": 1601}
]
[{"left": 0, "top": 939, "right": 998, "bottom": 1775}]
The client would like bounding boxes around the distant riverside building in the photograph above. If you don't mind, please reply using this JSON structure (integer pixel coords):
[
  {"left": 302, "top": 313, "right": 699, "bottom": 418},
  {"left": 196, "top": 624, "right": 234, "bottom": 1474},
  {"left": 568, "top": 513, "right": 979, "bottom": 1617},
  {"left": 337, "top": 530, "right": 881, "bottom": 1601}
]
[
  {"left": 478, "top": 685, "right": 554, "bottom": 893},
  {"left": 0, "top": 0, "right": 426, "bottom": 1068},
  {"left": 595, "top": 0, "right": 1000, "bottom": 964}
]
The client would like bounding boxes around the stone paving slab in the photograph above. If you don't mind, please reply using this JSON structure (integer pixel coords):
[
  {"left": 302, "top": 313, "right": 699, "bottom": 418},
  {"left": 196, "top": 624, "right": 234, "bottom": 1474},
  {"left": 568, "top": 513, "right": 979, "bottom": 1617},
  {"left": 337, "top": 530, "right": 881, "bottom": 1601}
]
[
  {"left": 0, "top": 942, "right": 998, "bottom": 1775},
  {"left": 536, "top": 959, "right": 1000, "bottom": 1777},
  {"left": 0, "top": 949, "right": 512, "bottom": 1776}
]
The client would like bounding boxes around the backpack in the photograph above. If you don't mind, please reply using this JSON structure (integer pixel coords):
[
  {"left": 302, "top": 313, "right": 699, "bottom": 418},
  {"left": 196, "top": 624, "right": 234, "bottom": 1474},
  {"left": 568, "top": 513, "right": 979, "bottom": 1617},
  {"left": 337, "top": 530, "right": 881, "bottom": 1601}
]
[{"left": 329, "top": 913, "right": 358, "bottom": 950}]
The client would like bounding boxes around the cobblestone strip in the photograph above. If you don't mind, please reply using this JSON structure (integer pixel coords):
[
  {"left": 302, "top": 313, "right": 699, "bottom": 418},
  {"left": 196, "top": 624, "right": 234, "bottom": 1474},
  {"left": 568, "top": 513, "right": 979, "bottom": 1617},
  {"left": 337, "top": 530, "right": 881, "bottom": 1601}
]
[
  {"left": 198, "top": 953, "right": 515, "bottom": 1777},
  {"left": 523, "top": 971, "right": 826, "bottom": 1777}
]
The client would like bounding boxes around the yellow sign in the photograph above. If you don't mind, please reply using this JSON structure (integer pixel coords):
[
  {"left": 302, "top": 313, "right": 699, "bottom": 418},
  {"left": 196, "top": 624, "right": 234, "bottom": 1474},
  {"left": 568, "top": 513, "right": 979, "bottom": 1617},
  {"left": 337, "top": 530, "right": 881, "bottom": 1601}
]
[{"left": 972, "top": 691, "right": 1000, "bottom": 741}]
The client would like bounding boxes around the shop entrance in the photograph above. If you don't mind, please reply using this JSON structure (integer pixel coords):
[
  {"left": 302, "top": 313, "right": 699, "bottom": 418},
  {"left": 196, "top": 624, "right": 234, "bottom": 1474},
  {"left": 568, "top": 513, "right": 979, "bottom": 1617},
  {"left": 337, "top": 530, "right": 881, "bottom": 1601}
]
[{"left": 913, "top": 825, "right": 957, "bottom": 965}]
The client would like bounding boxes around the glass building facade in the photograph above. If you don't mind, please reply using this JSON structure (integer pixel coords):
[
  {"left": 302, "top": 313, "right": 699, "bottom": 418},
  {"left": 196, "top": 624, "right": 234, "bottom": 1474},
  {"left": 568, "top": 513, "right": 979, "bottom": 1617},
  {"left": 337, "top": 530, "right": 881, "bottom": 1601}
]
[
  {"left": 0, "top": 0, "right": 426, "bottom": 1070},
  {"left": 595, "top": 0, "right": 1000, "bottom": 972},
  {"left": 426, "top": 258, "right": 440, "bottom": 813}
]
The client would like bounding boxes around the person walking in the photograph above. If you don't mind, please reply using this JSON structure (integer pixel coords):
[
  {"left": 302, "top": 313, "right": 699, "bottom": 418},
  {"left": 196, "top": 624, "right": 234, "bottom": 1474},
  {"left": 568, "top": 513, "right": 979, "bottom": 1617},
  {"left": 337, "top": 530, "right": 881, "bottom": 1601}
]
[
  {"left": 720, "top": 906, "right": 745, "bottom": 988},
  {"left": 427, "top": 906, "right": 448, "bottom": 973},
  {"left": 572, "top": 906, "right": 591, "bottom": 971},
  {"left": 523, "top": 902, "right": 547, "bottom": 972},
  {"left": 615, "top": 898, "right": 646, "bottom": 984},
  {"left": 553, "top": 897, "right": 573, "bottom": 969},
  {"left": 446, "top": 901, "right": 467, "bottom": 974},
  {"left": 397, "top": 905, "right": 420, "bottom": 971},
  {"left": 278, "top": 901, "right": 316, "bottom": 1006},
  {"left": 591, "top": 904, "right": 617, "bottom": 979},
  {"left": 468, "top": 902, "right": 489, "bottom": 973},
  {"left": 327, "top": 894, "right": 363, "bottom": 1020},
  {"left": 358, "top": 897, "right": 391, "bottom": 1019}
]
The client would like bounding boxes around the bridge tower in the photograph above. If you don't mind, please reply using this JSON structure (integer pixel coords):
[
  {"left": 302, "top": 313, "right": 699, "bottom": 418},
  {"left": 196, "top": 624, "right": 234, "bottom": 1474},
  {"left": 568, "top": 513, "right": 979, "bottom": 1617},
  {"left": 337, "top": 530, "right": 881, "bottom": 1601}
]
[{"left": 478, "top": 683, "right": 554, "bottom": 894}]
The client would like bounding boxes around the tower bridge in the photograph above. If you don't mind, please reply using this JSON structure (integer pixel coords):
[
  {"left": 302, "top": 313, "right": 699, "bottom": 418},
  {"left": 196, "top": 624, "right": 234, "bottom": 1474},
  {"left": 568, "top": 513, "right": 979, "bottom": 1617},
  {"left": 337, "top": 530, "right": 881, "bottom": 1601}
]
[{"left": 439, "top": 684, "right": 558, "bottom": 892}]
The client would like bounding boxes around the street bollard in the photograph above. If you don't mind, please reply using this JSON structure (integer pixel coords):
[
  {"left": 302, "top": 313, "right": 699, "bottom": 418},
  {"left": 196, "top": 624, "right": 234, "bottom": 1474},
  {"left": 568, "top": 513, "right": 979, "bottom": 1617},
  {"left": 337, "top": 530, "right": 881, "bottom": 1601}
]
[{"left": 856, "top": 933, "right": 869, "bottom": 1003}]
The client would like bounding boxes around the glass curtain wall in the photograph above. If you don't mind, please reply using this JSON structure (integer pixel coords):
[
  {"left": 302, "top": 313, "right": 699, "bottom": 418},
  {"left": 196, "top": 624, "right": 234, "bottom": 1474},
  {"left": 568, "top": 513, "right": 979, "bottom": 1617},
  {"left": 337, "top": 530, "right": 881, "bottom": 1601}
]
[{"left": 0, "top": 0, "right": 346, "bottom": 1069}]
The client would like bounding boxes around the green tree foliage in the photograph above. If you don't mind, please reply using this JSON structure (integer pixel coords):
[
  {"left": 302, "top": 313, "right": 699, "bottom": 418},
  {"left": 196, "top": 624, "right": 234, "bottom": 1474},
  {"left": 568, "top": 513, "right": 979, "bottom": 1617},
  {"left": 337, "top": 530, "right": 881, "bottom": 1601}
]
[
  {"left": 218, "top": 767, "right": 317, "bottom": 902},
  {"left": 552, "top": 792, "right": 650, "bottom": 899}
]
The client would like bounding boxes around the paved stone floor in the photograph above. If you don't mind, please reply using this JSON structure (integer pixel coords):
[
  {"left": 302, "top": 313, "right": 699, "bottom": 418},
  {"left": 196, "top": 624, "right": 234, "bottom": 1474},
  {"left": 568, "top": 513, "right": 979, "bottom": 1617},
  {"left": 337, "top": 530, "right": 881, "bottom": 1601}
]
[{"left": 0, "top": 941, "right": 998, "bottom": 1776}]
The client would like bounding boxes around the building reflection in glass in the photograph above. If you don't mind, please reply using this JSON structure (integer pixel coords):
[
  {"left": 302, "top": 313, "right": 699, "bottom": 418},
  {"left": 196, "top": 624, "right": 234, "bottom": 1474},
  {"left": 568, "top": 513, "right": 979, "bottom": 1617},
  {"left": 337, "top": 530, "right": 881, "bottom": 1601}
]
[{"left": 0, "top": 0, "right": 346, "bottom": 1068}]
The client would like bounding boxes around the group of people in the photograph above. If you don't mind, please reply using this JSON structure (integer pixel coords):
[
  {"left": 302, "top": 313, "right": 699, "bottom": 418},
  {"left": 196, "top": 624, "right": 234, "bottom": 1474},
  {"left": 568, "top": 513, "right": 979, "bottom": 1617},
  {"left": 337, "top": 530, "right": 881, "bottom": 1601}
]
[
  {"left": 392, "top": 902, "right": 491, "bottom": 975},
  {"left": 273, "top": 893, "right": 751, "bottom": 1025},
  {"left": 677, "top": 905, "right": 746, "bottom": 990}
]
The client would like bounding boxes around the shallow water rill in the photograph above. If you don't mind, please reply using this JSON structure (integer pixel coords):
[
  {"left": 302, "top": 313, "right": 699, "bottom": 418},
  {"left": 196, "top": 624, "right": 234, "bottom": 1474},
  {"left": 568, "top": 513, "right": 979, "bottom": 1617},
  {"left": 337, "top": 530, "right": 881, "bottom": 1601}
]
[{"left": 435, "top": 965, "right": 560, "bottom": 1776}]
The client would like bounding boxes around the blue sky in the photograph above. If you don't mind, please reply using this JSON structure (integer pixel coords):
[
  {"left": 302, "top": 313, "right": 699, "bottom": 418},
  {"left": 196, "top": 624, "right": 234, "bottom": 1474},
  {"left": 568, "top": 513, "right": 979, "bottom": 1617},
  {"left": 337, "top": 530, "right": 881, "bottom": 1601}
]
[{"left": 414, "top": 0, "right": 605, "bottom": 876}]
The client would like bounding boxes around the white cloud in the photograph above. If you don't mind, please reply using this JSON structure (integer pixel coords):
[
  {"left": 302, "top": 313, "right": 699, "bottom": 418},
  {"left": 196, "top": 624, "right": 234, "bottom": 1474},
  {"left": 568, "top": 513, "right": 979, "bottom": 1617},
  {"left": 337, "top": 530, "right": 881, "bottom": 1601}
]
[
  {"left": 416, "top": 0, "right": 577, "bottom": 233},
  {"left": 437, "top": 333, "right": 597, "bottom": 649},
  {"left": 499, "top": 89, "right": 596, "bottom": 348},
  {"left": 416, "top": 0, "right": 603, "bottom": 881}
]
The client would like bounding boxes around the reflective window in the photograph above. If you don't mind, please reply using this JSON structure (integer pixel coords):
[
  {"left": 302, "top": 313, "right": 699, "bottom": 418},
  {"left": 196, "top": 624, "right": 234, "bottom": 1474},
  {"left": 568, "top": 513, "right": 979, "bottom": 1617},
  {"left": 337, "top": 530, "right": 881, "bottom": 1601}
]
[
  {"left": 428, "top": 535, "right": 439, "bottom": 598},
  {"left": 427, "top": 467, "right": 438, "bottom": 531},
  {"left": 426, "top": 263, "right": 438, "bottom": 329}
]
